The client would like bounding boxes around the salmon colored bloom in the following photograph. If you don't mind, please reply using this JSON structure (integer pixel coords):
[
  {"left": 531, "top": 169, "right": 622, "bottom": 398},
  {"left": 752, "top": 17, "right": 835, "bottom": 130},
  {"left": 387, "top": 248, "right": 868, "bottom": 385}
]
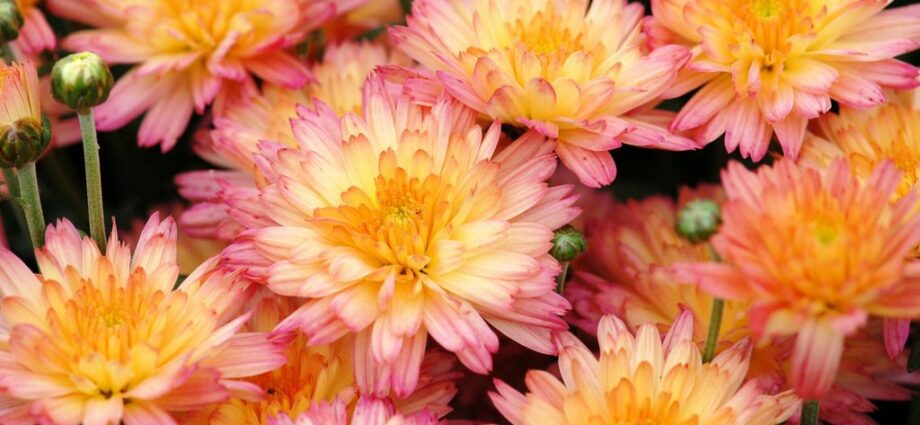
[
  {"left": 389, "top": 0, "right": 697, "bottom": 188},
  {"left": 223, "top": 73, "right": 579, "bottom": 395},
  {"left": 47, "top": 0, "right": 336, "bottom": 150},
  {"left": 0, "top": 60, "right": 40, "bottom": 127},
  {"left": 567, "top": 187, "right": 918, "bottom": 424},
  {"left": 648, "top": 0, "right": 920, "bottom": 161},
  {"left": 177, "top": 40, "right": 409, "bottom": 241},
  {"left": 186, "top": 291, "right": 458, "bottom": 424},
  {"left": 11, "top": 0, "right": 55, "bottom": 57},
  {"left": 801, "top": 89, "right": 920, "bottom": 201},
  {"left": 325, "top": 0, "right": 405, "bottom": 40},
  {"left": 269, "top": 396, "right": 438, "bottom": 425},
  {"left": 490, "top": 311, "right": 799, "bottom": 425},
  {"left": 676, "top": 159, "right": 920, "bottom": 400},
  {"left": 0, "top": 215, "right": 287, "bottom": 424}
]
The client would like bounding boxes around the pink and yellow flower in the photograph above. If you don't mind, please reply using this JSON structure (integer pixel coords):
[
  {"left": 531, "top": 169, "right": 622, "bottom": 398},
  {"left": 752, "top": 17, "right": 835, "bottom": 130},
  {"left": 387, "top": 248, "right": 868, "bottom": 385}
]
[
  {"left": 648, "top": 0, "right": 920, "bottom": 161},
  {"left": 11, "top": 0, "right": 55, "bottom": 57},
  {"left": 47, "top": 0, "right": 337, "bottom": 150},
  {"left": 0, "top": 215, "right": 287, "bottom": 424},
  {"left": 223, "top": 74, "right": 579, "bottom": 395},
  {"left": 186, "top": 291, "right": 458, "bottom": 424},
  {"left": 0, "top": 60, "right": 40, "bottom": 128},
  {"left": 389, "top": 0, "right": 697, "bottom": 187},
  {"left": 324, "top": 0, "right": 405, "bottom": 40},
  {"left": 490, "top": 311, "right": 799, "bottom": 425},
  {"left": 567, "top": 186, "right": 918, "bottom": 423},
  {"left": 801, "top": 89, "right": 920, "bottom": 201},
  {"left": 269, "top": 396, "right": 438, "bottom": 425},
  {"left": 676, "top": 158, "right": 920, "bottom": 400},
  {"left": 177, "top": 40, "right": 409, "bottom": 241}
]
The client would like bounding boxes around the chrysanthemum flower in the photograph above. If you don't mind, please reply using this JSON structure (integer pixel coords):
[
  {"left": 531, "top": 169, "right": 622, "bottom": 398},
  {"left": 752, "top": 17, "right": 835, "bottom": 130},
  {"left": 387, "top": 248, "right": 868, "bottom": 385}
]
[
  {"left": 324, "top": 0, "right": 405, "bottom": 40},
  {"left": 491, "top": 311, "right": 799, "bottom": 425},
  {"left": 801, "top": 89, "right": 920, "bottom": 201},
  {"left": 46, "top": 0, "right": 336, "bottom": 150},
  {"left": 11, "top": 0, "right": 55, "bottom": 57},
  {"left": 0, "top": 215, "right": 287, "bottom": 424},
  {"left": 177, "top": 40, "right": 408, "bottom": 241},
  {"left": 565, "top": 186, "right": 750, "bottom": 344},
  {"left": 185, "top": 290, "right": 459, "bottom": 424},
  {"left": 269, "top": 396, "right": 438, "bottom": 425},
  {"left": 676, "top": 158, "right": 920, "bottom": 400},
  {"left": 389, "top": 0, "right": 697, "bottom": 187},
  {"left": 0, "top": 60, "right": 40, "bottom": 127},
  {"left": 223, "top": 73, "right": 579, "bottom": 395},
  {"left": 125, "top": 204, "right": 227, "bottom": 275},
  {"left": 648, "top": 0, "right": 920, "bottom": 161}
]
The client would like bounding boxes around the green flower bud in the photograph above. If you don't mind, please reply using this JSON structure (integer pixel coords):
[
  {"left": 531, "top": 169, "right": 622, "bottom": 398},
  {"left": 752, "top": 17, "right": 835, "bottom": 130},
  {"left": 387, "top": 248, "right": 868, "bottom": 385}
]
[
  {"left": 550, "top": 225, "right": 587, "bottom": 262},
  {"left": 51, "top": 52, "right": 114, "bottom": 113},
  {"left": 0, "top": 116, "right": 49, "bottom": 168},
  {"left": 0, "top": 0, "right": 23, "bottom": 45},
  {"left": 676, "top": 199, "right": 722, "bottom": 243}
]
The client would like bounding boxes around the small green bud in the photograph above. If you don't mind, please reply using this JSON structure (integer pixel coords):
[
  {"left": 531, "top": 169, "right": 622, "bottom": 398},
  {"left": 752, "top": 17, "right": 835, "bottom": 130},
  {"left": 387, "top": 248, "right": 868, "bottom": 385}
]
[
  {"left": 0, "top": 116, "right": 49, "bottom": 168},
  {"left": 550, "top": 225, "right": 587, "bottom": 262},
  {"left": 51, "top": 52, "right": 114, "bottom": 112},
  {"left": 0, "top": 1, "right": 23, "bottom": 45},
  {"left": 676, "top": 199, "right": 722, "bottom": 243}
]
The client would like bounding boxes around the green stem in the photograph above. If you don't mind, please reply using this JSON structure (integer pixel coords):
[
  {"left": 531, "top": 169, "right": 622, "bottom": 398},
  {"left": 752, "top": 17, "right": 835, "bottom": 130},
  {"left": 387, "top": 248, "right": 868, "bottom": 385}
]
[
  {"left": 0, "top": 44, "right": 13, "bottom": 64},
  {"left": 801, "top": 400, "right": 820, "bottom": 425},
  {"left": 556, "top": 261, "right": 570, "bottom": 295},
  {"left": 79, "top": 111, "right": 106, "bottom": 252},
  {"left": 17, "top": 163, "right": 44, "bottom": 248},
  {"left": 702, "top": 297, "right": 725, "bottom": 363}
]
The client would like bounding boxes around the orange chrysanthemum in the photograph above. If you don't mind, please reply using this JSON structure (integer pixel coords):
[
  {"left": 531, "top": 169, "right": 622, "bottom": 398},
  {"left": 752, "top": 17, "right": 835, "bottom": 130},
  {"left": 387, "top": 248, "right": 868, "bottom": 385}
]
[
  {"left": 47, "top": 0, "right": 336, "bottom": 150},
  {"left": 222, "top": 74, "right": 579, "bottom": 395},
  {"left": 491, "top": 311, "right": 799, "bottom": 425},
  {"left": 677, "top": 158, "right": 920, "bottom": 399},
  {"left": 390, "top": 0, "right": 697, "bottom": 187},
  {"left": 648, "top": 0, "right": 920, "bottom": 161},
  {"left": 177, "top": 40, "right": 409, "bottom": 241},
  {"left": 186, "top": 291, "right": 458, "bottom": 424},
  {"left": 0, "top": 215, "right": 286, "bottom": 424},
  {"left": 801, "top": 89, "right": 920, "bottom": 201}
]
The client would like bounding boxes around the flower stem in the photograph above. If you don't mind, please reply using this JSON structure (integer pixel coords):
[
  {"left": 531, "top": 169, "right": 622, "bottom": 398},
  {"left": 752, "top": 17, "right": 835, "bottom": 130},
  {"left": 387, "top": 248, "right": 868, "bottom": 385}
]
[
  {"left": 17, "top": 163, "right": 44, "bottom": 248},
  {"left": 78, "top": 111, "right": 106, "bottom": 252},
  {"left": 556, "top": 261, "right": 570, "bottom": 295},
  {"left": 702, "top": 297, "right": 725, "bottom": 363},
  {"left": 801, "top": 400, "right": 820, "bottom": 425},
  {"left": 702, "top": 242, "right": 724, "bottom": 363}
]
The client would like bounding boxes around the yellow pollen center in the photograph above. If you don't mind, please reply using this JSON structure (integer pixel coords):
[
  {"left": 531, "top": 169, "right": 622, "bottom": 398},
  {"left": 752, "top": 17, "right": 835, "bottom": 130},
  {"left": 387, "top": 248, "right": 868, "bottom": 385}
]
[
  {"left": 752, "top": 0, "right": 782, "bottom": 19},
  {"left": 814, "top": 223, "right": 839, "bottom": 245}
]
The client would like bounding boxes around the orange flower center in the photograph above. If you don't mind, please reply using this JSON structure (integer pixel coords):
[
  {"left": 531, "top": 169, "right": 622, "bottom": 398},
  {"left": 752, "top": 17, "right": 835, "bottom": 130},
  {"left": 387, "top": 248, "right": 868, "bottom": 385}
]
[{"left": 238, "top": 337, "right": 352, "bottom": 421}]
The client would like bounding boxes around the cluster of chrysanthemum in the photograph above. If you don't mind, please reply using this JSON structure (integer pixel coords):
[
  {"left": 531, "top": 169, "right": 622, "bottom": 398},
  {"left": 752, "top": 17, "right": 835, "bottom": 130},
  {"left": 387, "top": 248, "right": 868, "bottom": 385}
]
[{"left": 0, "top": 0, "right": 918, "bottom": 423}]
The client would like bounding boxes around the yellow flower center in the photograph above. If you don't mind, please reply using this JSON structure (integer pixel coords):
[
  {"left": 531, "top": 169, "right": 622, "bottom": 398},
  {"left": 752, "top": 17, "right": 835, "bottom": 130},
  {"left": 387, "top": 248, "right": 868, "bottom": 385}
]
[
  {"left": 510, "top": 11, "right": 585, "bottom": 59},
  {"left": 96, "top": 304, "right": 131, "bottom": 328},
  {"left": 235, "top": 337, "right": 352, "bottom": 422},
  {"left": 751, "top": 0, "right": 782, "bottom": 19}
]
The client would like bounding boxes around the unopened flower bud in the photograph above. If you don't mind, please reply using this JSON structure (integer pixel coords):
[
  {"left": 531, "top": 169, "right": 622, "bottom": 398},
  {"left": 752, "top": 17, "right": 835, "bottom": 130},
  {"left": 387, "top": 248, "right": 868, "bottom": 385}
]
[
  {"left": 51, "top": 52, "right": 114, "bottom": 113},
  {"left": 0, "top": 117, "right": 48, "bottom": 168},
  {"left": 550, "top": 225, "right": 587, "bottom": 262},
  {"left": 0, "top": 62, "right": 46, "bottom": 168},
  {"left": 0, "top": 0, "right": 23, "bottom": 45},
  {"left": 676, "top": 199, "right": 722, "bottom": 243}
]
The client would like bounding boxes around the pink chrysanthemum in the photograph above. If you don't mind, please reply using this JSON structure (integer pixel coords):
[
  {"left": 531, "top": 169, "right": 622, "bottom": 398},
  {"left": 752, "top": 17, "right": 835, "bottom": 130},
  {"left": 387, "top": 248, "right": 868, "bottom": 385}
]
[
  {"left": 647, "top": 0, "right": 920, "bottom": 160},
  {"left": 389, "top": 0, "right": 698, "bottom": 187},
  {"left": 177, "top": 40, "right": 409, "bottom": 241},
  {"left": 46, "top": 0, "right": 336, "bottom": 150},
  {"left": 268, "top": 396, "right": 438, "bottom": 425},
  {"left": 185, "top": 291, "right": 458, "bottom": 424},
  {"left": 567, "top": 187, "right": 919, "bottom": 424},
  {"left": 10, "top": 0, "right": 55, "bottom": 57},
  {"left": 676, "top": 158, "right": 920, "bottom": 400},
  {"left": 222, "top": 73, "right": 579, "bottom": 396},
  {"left": 491, "top": 311, "right": 799, "bottom": 425},
  {"left": 0, "top": 215, "right": 287, "bottom": 424}
]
